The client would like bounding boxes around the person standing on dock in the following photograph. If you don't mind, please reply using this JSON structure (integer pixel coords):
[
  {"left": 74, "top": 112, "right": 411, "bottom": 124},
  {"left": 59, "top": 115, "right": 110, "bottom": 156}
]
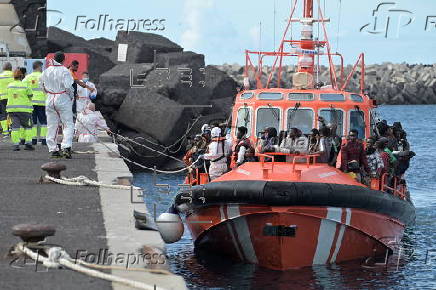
[
  {"left": 23, "top": 61, "right": 47, "bottom": 145},
  {"left": 6, "top": 69, "right": 34, "bottom": 151},
  {"left": 40, "top": 51, "right": 75, "bottom": 159},
  {"left": 76, "top": 71, "right": 97, "bottom": 113},
  {"left": 0, "top": 62, "right": 14, "bottom": 138}
]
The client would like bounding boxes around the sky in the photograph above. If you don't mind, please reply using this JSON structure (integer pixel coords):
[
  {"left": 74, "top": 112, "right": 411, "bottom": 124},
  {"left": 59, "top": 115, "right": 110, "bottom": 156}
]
[{"left": 47, "top": 0, "right": 436, "bottom": 65}]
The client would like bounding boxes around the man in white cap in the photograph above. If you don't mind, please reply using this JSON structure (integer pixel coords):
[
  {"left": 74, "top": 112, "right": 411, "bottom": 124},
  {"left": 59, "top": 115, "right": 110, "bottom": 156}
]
[
  {"left": 39, "top": 51, "right": 75, "bottom": 158},
  {"left": 201, "top": 126, "right": 231, "bottom": 180},
  {"left": 75, "top": 102, "right": 110, "bottom": 143}
]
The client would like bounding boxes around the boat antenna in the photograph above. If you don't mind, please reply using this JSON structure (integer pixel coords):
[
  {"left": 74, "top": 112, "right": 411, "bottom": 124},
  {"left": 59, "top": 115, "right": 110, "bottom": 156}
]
[
  {"left": 336, "top": 0, "right": 342, "bottom": 52},
  {"left": 273, "top": 0, "right": 276, "bottom": 50}
]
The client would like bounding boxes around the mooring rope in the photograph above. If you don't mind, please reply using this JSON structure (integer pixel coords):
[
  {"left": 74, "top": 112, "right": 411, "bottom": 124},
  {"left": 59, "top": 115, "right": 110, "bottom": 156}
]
[
  {"left": 13, "top": 243, "right": 166, "bottom": 290},
  {"left": 44, "top": 175, "right": 142, "bottom": 190}
]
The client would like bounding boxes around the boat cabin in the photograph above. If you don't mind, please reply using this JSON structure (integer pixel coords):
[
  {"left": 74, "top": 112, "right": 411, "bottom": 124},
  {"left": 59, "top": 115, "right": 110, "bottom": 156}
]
[{"left": 232, "top": 88, "right": 377, "bottom": 145}]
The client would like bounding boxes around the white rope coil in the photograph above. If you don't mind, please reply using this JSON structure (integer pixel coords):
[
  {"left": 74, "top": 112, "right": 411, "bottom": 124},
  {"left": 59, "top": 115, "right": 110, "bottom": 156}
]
[{"left": 14, "top": 243, "right": 163, "bottom": 290}]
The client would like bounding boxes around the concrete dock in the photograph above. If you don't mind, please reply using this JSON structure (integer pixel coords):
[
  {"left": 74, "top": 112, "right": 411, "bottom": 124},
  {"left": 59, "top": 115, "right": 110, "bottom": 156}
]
[{"left": 0, "top": 136, "right": 186, "bottom": 290}]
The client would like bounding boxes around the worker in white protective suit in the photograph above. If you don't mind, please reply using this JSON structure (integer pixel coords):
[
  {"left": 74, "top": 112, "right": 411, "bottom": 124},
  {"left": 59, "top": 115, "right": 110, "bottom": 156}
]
[
  {"left": 39, "top": 51, "right": 75, "bottom": 159},
  {"left": 200, "top": 127, "right": 231, "bottom": 180},
  {"left": 75, "top": 103, "right": 109, "bottom": 143},
  {"left": 76, "top": 71, "right": 97, "bottom": 113}
]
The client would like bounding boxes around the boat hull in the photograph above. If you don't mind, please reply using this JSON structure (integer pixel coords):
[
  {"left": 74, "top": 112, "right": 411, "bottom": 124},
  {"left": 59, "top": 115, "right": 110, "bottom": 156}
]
[{"left": 185, "top": 205, "right": 404, "bottom": 270}]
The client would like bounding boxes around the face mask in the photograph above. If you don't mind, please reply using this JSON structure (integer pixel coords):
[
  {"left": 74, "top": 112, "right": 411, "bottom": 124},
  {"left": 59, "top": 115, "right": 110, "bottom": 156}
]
[{"left": 83, "top": 78, "right": 89, "bottom": 82}]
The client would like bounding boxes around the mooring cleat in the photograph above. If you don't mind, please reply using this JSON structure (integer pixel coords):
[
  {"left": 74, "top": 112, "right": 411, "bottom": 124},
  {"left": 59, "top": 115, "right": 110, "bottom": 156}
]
[
  {"left": 12, "top": 145, "right": 20, "bottom": 151},
  {"left": 12, "top": 224, "right": 56, "bottom": 243},
  {"left": 41, "top": 162, "right": 66, "bottom": 179}
]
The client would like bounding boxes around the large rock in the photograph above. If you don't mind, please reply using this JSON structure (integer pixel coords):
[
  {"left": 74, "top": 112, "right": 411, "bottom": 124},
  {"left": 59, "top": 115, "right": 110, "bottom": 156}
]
[
  {"left": 156, "top": 51, "right": 204, "bottom": 68},
  {"left": 140, "top": 63, "right": 208, "bottom": 106},
  {"left": 204, "top": 66, "right": 238, "bottom": 100},
  {"left": 111, "top": 31, "right": 183, "bottom": 63},
  {"left": 47, "top": 26, "right": 90, "bottom": 52},
  {"left": 87, "top": 37, "right": 115, "bottom": 58},
  {"left": 98, "top": 63, "right": 154, "bottom": 106},
  {"left": 114, "top": 89, "right": 186, "bottom": 144}
]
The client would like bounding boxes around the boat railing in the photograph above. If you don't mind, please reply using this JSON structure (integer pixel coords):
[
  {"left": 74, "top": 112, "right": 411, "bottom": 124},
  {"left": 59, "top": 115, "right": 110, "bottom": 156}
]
[
  {"left": 256, "top": 152, "right": 320, "bottom": 178},
  {"left": 379, "top": 173, "right": 407, "bottom": 200}
]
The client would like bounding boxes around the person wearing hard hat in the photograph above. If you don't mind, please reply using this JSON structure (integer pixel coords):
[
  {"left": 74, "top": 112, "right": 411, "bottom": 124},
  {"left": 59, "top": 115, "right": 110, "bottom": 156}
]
[
  {"left": 76, "top": 71, "right": 97, "bottom": 114},
  {"left": 6, "top": 69, "right": 34, "bottom": 151},
  {"left": 40, "top": 51, "right": 75, "bottom": 159},
  {"left": 75, "top": 102, "right": 110, "bottom": 143},
  {"left": 0, "top": 62, "right": 14, "bottom": 137},
  {"left": 23, "top": 61, "right": 47, "bottom": 145},
  {"left": 199, "top": 126, "right": 231, "bottom": 180}
]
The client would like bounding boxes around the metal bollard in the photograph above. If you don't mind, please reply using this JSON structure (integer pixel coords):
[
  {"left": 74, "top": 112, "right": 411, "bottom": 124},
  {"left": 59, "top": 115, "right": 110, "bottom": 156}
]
[
  {"left": 12, "top": 224, "right": 56, "bottom": 243},
  {"left": 41, "top": 162, "right": 66, "bottom": 179}
]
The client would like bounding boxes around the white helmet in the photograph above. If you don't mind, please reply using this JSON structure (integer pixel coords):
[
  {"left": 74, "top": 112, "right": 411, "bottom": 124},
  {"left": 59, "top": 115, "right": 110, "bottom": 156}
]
[
  {"left": 201, "top": 124, "right": 211, "bottom": 133},
  {"left": 211, "top": 127, "right": 221, "bottom": 138}
]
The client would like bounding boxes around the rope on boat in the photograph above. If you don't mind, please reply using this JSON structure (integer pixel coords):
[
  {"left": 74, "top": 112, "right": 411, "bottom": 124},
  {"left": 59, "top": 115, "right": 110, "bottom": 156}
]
[{"left": 12, "top": 243, "right": 166, "bottom": 290}]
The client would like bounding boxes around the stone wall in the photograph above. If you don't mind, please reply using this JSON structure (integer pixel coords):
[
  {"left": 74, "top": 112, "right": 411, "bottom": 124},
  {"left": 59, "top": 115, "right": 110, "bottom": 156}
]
[{"left": 215, "top": 63, "right": 436, "bottom": 105}]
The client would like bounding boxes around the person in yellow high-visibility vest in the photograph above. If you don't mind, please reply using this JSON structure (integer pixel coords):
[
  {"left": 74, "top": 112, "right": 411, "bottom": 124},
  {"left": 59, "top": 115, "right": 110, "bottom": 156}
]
[
  {"left": 6, "top": 69, "right": 34, "bottom": 151},
  {"left": 0, "top": 62, "right": 14, "bottom": 137},
  {"left": 23, "top": 61, "right": 47, "bottom": 145}
]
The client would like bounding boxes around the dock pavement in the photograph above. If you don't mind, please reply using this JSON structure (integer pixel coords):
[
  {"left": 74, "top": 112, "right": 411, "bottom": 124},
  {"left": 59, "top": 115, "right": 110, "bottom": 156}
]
[{"left": 0, "top": 135, "right": 186, "bottom": 290}]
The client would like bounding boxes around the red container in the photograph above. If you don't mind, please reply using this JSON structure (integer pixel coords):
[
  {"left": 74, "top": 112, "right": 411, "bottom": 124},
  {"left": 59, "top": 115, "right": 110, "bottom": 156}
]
[{"left": 45, "top": 53, "right": 89, "bottom": 78}]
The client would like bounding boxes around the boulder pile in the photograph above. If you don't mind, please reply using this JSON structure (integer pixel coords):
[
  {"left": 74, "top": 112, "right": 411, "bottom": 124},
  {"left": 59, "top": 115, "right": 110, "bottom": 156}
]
[
  {"left": 216, "top": 63, "right": 436, "bottom": 104},
  {"left": 48, "top": 28, "right": 237, "bottom": 170}
]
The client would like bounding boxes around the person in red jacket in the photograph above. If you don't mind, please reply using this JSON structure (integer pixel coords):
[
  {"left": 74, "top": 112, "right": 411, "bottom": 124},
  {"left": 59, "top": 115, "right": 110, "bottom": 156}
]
[{"left": 341, "top": 129, "right": 369, "bottom": 182}]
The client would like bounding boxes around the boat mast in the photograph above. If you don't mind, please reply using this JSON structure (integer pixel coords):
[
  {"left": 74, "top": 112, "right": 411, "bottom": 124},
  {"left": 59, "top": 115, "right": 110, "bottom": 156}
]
[{"left": 297, "top": 0, "right": 315, "bottom": 75}]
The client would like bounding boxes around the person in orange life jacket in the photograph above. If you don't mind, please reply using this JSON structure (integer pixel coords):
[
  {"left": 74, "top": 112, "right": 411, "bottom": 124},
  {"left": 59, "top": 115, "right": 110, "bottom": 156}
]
[
  {"left": 198, "top": 127, "right": 231, "bottom": 180},
  {"left": 341, "top": 129, "right": 370, "bottom": 182},
  {"left": 69, "top": 60, "right": 89, "bottom": 115},
  {"left": 232, "top": 126, "right": 255, "bottom": 167},
  {"left": 76, "top": 71, "right": 97, "bottom": 113}
]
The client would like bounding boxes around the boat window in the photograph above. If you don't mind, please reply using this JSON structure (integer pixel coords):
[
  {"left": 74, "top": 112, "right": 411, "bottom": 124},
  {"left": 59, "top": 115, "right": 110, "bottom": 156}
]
[
  {"left": 319, "top": 109, "right": 344, "bottom": 136},
  {"left": 258, "top": 92, "right": 283, "bottom": 100},
  {"left": 320, "top": 93, "right": 345, "bottom": 101},
  {"left": 256, "top": 107, "right": 280, "bottom": 135},
  {"left": 236, "top": 107, "right": 252, "bottom": 137},
  {"left": 240, "top": 92, "right": 253, "bottom": 100},
  {"left": 350, "top": 110, "right": 366, "bottom": 139},
  {"left": 287, "top": 109, "right": 313, "bottom": 134},
  {"left": 350, "top": 94, "right": 363, "bottom": 102},
  {"left": 288, "top": 92, "right": 314, "bottom": 101}
]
